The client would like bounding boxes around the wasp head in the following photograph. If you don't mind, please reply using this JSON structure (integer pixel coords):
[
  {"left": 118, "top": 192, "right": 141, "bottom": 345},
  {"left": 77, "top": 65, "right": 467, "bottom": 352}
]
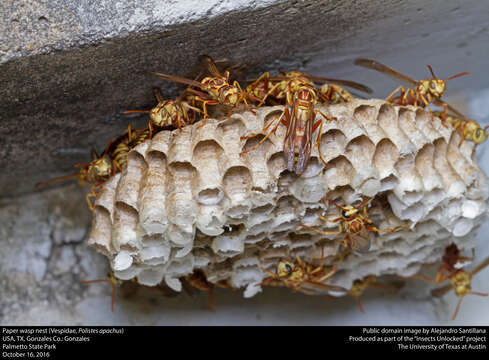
[
  {"left": 422, "top": 79, "right": 446, "bottom": 98},
  {"left": 465, "top": 121, "right": 488, "bottom": 144},
  {"left": 90, "top": 156, "right": 112, "bottom": 180},
  {"left": 341, "top": 205, "right": 358, "bottom": 220}
]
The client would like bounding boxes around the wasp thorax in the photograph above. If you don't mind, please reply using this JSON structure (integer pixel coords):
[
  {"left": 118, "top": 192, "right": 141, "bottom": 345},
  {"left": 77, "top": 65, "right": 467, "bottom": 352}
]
[
  {"left": 151, "top": 102, "right": 181, "bottom": 127},
  {"left": 349, "top": 218, "right": 364, "bottom": 233},
  {"left": 450, "top": 271, "right": 471, "bottom": 296},
  {"left": 220, "top": 87, "right": 240, "bottom": 106}
]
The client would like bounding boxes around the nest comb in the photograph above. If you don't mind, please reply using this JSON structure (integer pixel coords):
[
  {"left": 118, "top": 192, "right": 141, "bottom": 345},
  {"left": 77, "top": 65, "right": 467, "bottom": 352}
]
[{"left": 87, "top": 99, "right": 489, "bottom": 298}]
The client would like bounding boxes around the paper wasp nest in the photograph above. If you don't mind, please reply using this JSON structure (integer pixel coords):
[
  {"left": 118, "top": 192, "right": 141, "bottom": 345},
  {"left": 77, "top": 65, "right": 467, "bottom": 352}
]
[{"left": 88, "top": 99, "right": 489, "bottom": 298}]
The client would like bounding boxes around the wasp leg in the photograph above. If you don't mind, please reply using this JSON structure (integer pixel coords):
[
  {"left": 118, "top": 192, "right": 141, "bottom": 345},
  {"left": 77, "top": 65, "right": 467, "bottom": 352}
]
[
  {"left": 196, "top": 98, "right": 220, "bottom": 129},
  {"left": 314, "top": 110, "right": 337, "bottom": 168},
  {"left": 386, "top": 85, "right": 405, "bottom": 103},
  {"left": 301, "top": 223, "right": 343, "bottom": 236},
  {"left": 365, "top": 225, "right": 407, "bottom": 233},
  {"left": 239, "top": 109, "right": 286, "bottom": 156}
]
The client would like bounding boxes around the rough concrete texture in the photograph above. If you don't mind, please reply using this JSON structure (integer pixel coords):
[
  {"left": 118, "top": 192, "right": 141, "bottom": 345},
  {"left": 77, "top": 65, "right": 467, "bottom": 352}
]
[{"left": 1, "top": 0, "right": 489, "bottom": 325}]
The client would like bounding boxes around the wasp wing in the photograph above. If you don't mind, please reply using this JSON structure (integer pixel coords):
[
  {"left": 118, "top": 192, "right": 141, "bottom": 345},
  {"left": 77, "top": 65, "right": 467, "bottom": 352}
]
[
  {"left": 150, "top": 72, "right": 204, "bottom": 89},
  {"left": 431, "top": 283, "right": 453, "bottom": 298},
  {"left": 354, "top": 58, "right": 418, "bottom": 86},
  {"left": 198, "top": 54, "right": 224, "bottom": 78},
  {"left": 283, "top": 106, "right": 298, "bottom": 172},
  {"left": 370, "top": 279, "right": 405, "bottom": 292},
  {"left": 304, "top": 75, "right": 373, "bottom": 94},
  {"left": 302, "top": 280, "right": 349, "bottom": 294},
  {"left": 470, "top": 256, "right": 489, "bottom": 277},
  {"left": 433, "top": 99, "right": 469, "bottom": 120},
  {"left": 350, "top": 227, "right": 372, "bottom": 254},
  {"left": 294, "top": 103, "right": 315, "bottom": 175}
]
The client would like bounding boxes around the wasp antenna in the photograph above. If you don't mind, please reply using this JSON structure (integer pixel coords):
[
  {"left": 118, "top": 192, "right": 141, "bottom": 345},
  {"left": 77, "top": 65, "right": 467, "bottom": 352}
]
[
  {"left": 324, "top": 197, "right": 346, "bottom": 210},
  {"left": 426, "top": 64, "right": 437, "bottom": 79},
  {"left": 123, "top": 110, "right": 151, "bottom": 114},
  {"left": 34, "top": 173, "right": 80, "bottom": 189},
  {"left": 356, "top": 196, "right": 371, "bottom": 209},
  {"left": 102, "top": 138, "right": 116, "bottom": 156},
  {"left": 152, "top": 87, "right": 165, "bottom": 102},
  {"left": 446, "top": 71, "right": 470, "bottom": 81},
  {"left": 90, "top": 148, "right": 100, "bottom": 160},
  {"left": 74, "top": 162, "right": 90, "bottom": 167},
  {"left": 80, "top": 279, "right": 111, "bottom": 285}
]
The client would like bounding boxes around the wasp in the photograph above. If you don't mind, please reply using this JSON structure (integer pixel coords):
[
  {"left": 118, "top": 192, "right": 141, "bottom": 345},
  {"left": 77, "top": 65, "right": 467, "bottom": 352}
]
[
  {"left": 245, "top": 70, "right": 372, "bottom": 105},
  {"left": 402, "top": 244, "right": 488, "bottom": 320},
  {"left": 181, "top": 270, "right": 230, "bottom": 309},
  {"left": 241, "top": 71, "right": 372, "bottom": 174},
  {"left": 240, "top": 75, "right": 333, "bottom": 174},
  {"left": 258, "top": 247, "right": 347, "bottom": 295},
  {"left": 339, "top": 275, "right": 405, "bottom": 313},
  {"left": 354, "top": 58, "right": 469, "bottom": 113},
  {"left": 109, "top": 125, "right": 151, "bottom": 171},
  {"left": 403, "top": 244, "right": 474, "bottom": 284},
  {"left": 302, "top": 196, "right": 408, "bottom": 254},
  {"left": 35, "top": 146, "right": 113, "bottom": 211},
  {"left": 123, "top": 88, "right": 201, "bottom": 137},
  {"left": 150, "top": 55, "right": 263, "bottom": 127},
  {"left": 81, "top": 271, "right": 135, "bottom": 312},
  {"left": 433, "top": 103, "right": 488, "bottom": 146},
  {"left": 430, "top": 255, "right": 489, "bottom": 320}
]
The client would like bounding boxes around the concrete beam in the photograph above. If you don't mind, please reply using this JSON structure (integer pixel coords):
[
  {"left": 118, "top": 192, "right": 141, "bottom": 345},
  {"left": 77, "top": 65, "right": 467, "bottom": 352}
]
[{"left": 1, "top": 0, "right": 488, "bottom": 198}]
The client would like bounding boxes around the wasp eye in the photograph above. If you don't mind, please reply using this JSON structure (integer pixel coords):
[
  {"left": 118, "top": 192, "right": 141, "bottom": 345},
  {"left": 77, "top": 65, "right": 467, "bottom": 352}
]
[
  {"left": 285, "top": 264, "right": 292, "bottom": 273},
  {"left": 341, "top": 210, "right": 349, "bottom": 218},
  {"left": 430, "top": 81, "right": 436, "bottom": 89}
]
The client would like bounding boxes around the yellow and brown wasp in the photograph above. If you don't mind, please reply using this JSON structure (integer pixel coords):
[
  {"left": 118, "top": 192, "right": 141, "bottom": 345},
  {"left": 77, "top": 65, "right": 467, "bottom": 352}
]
[
  {"left": 354, "top": 58, "right": 469, "bottom": 113},
  {"left": 342, "top": 275, "right": 404, "bottom": 313},
  {"left": 433, "top": 103, "right": 488, "bottom": 146},
  {"left": 258, "top": 247, "right": 347, "bottom": 295},
  {"left": 150, "top": 55, "right": 263, "bottom": 127},
  {"left": 123, "top": 88, "right": 201, "bottom": 137},
  {"left": 35, "top": 146, "right": 114, "bottom": 210},
  {"left": 245, "top": 70, "right": 372, "bottom": 105},
  {"left": 432, "top": 255, "right": 489, "bottom": 320},
  {"left": 241, "top": 71, "right": 372, "bottom": 175},
  {"left": 302, "top": 196, "right": 408, "bottom": 254},
  {"left": 181, "top": 270, "right": 231, "bottom": 309},
  {"left": 109, "top": 124, "right": 151, "bottom": 171},
  {"left": 241, "top": 74, "right": 331, "bottom": 174},
  {"left": 402, "top": 244, "right": 474, "bottom": 284},
  {"left": 402, "top": 244, "right": 488, "bottom": 320}
]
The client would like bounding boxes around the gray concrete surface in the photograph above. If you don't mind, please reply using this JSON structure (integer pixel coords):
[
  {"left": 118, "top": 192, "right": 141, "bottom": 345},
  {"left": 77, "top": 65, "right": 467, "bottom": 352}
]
[{"left": 1, "top": 0, "right": 489, "bottom": 325}]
